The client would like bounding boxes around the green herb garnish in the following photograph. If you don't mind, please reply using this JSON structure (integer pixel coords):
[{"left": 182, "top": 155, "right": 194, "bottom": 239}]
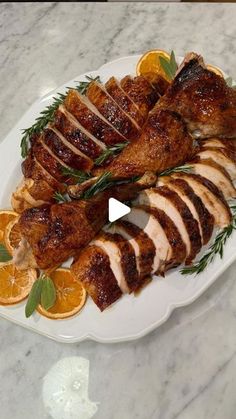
[
  {"left": 54, "top": 192, "right": 70, "bottom": 203},
  {"left": 20, "top": 75, "right": 101, "bottom": 158},
  {"left": 159, "top": 50, "right": 178, "bottom": 81},
  {"left": 181, "top": 205, "right": 236, "bottom": 275},
  {"left": 61, "top": 167, "right": 92, "bottom": 184},
  {"left": 95, "top": 142, "right": 129, "bottom": 166},
  {"left": 159, "top": 164, "right": 193, "bottom": 178},
  {"left": 80, "top": 172, "right": 140, "bottom": 200},
  {"left": 25, "top": 274, "right": 56, "bottom": 318},
  {"left": 0, "top": 243, "right": 12, "bottom": 262}
]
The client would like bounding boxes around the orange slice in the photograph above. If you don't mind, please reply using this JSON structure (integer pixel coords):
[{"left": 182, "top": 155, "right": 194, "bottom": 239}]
[
  {"left": 136, "top": 49, "right": 171, "bottom": 80},
  {"left": 0, "top": 210, "right": 18, "bottom": 243},
  {"left": 38, "top": 268, "right": 86, "bottom": 319},
  {"left": 4, "top": 217, "right": 21, "bottom": 255},
  {"left": 0, "top": 262, "right": 37, "bottom": 305},
  {"left": 206, "top": 64, "right": 224, "bottom": 78}
]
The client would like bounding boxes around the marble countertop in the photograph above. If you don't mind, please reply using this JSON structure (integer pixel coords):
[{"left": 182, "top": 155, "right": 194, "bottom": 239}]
[{"left": 1, "top": 2, "right": 236, "bottom": 418}]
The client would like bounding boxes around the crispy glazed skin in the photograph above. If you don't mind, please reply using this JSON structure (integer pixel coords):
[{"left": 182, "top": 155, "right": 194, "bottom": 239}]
[
  {"left": 22, "top": 151, "right": 65, "bottom": 195},
  {"left": 94, "top": 109, "right": 194, "bottom": 179},
  {"left": 120, "top": 75, "right": 159, "bottom": 119},
  {"left": 43, "top": 128, "right": 93, "bottom": 171},
  {"left": 53, "top": 106, "right": 103, "bottom": 159},
  {"left": 31, "top": 136, "right": 71, "bottom": 184},
  {"left": 140, "top": 206, "right": 187, "bottom": 271},
  {"left": 158, "top": 55, "right": 236, "bottom": 138},
  {"left": 151, "top": 186, "right": 202, "bottom": 264},
  {"left": 18, "top": 196, "right": 109, "bottom": 270},
  {"left": 166, "top": 178, "right": 214, "bottom": 245},
  {"left": 17, "top": 177, "right": 156, "bottom": 269},
  {"left": 116, "top": 220, "right": 156, "bottom": 279},
  {"left": 86, "top": 82, "right": 140, "bottom": 139},
  {"left": 96, "top": 231, "right": 139, "bottom": 292},
  {"left": 143, "top": 73, "right": 170, "bottom": 96},
  {"left": 72, "top": 245, "right": 122, "bottom": 311},
  {"left": 105, "top": 77, "right": 146, "bottom": 128},
  {"left": 64, "top": 89, "right": 126, "bottom": 145}
]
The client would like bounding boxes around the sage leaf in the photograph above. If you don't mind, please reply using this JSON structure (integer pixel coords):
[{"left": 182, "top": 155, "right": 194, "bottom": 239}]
[
  {"left": 25, "top": 278, "right": 43, "bottom": 318},
  {"left": 0, "top": 243, "right": 12, "bottom": 262},
  {"left": 41, "top": 277, "right": 56, "bottom": 310},
  {"left": 170, "top": 50, "right": 178, "bottom": 75},
  {"left": 159, "top": 56, "right": 173, "bottom": 80}
]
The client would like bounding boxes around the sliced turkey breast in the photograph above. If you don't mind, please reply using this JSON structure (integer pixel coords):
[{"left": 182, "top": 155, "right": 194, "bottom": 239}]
[
  {"left": 136, "top": 186, "right": 202, "bottom": 264},
  {"left": 53, "top": 105, "right": 106, "bottom": 159},
  {"left": 123, "top": 205, "right": 186, "bottom": 272},
  {"left": 105, "top": 77, "right": 145, "bottom": 128},
  {"left": 111, "top": 220, "right": 156, "bottom": 278},
  {"left": 158, "top": 177, "right": 214, "bottom": 245},
  {"left": 86, "top": 81, "right": 140, "bottom": 139},
  {"left": 133, "top": 205, "right": 186, "bottom": 271},
  {"left": 191, "top": 159, "right": 236, "bottom": 200},
  {"left": 196, "top": 147, "right": 236, "bottom": 180},
  {"left": 92, "top": 231, "right": 139, "bottom": 293},
  {"left": 201, "top": 138, "right": 236, "bottom": 152},
  {"left": 64, "top": 89, "right": 126, "bottom": 145},
  {"left": 22, "top": 151, "right": 65, "bottom": 193},
  {"left": 43, "top": 127, "right": 93, "bottom": 171},
  {"left": 31, "top": 135, "right": 73, "bottom": 184},
  {"left": 72, "top": 245, "right": 122, "bottom": 311},
  {"left": 170, "top": 173, "right": 232, "bottom": 227},
  {"left": 120, "top": 75, "right": 159, "bottom": 119}
]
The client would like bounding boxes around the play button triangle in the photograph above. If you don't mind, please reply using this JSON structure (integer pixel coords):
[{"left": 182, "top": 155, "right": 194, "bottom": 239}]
[{"left": 108, "top": 198, "right": 131, "bottom": 222}]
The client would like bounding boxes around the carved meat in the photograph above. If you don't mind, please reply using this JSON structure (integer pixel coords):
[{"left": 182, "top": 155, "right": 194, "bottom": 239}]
[
  {"left": 71, "top": 245, "right": 122, "bottom": 311},
  {"left": 136, "top": 186, "right": 202, "bottom": 264},
  {"left": 158, "top": 53, "right": 236, "bottom": 138},
  {"left": 94, "top": 109, "right": 194, "bottom": 179}
]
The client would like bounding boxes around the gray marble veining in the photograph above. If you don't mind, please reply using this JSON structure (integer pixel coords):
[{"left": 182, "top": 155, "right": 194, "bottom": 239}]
[{"left": 1, "top": 3, "right": 236, "bottom": 419}]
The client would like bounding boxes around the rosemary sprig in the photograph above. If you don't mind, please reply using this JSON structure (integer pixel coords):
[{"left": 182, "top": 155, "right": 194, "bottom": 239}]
[
  {"left": 95, "top": 142, "right": 129, "bottom": 166},
  {"left": 75, "top": 75, "right": 100, "bottom": 94},
  {"left": 159, "top": 164, "right": 193, "bottom": 177},
  {"left": 61, "top": 167, "right": 92, "bottom": 184},
  {"left": 20, "top": 75, "right": 101, "bottom": 158},
  {"left": 81, "top": 172, "right": 113, "bottom": 199},
  {"left": 181, "top": 205, "right": 236, "bottom": 275},
  {"left": 80, "top": 172, "right": 140, "bottom": 200},
  {"left": 25, "top": 274, "right": 56, "bottom": 318},
  {"left": 54, "top": 192, "right": 70, "bottom": 203},
  {"left": 159, "top": 50, "right": 178, "bottom": 81}
]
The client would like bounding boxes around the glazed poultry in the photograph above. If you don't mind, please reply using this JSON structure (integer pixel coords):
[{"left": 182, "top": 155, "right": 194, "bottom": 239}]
[
  {"left": 15, "top": 173, "right": 157, "bottom": 270},
  {"left": 157, "top": 53, "right": 236, "bottom": 139},
  {"left": 12, "top": 72, "right": 165, "bottom": 213},
  {"left": 72, "top": 138, "right": 236, "bottom": 311},
  {"left": 13, "top": 53, "right": 236, "bottom": 311}
]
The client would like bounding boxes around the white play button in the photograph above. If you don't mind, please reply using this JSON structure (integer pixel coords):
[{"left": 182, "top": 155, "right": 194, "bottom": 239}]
[{"left": 108, "top": 198, "right": 131, "bottom": 222}]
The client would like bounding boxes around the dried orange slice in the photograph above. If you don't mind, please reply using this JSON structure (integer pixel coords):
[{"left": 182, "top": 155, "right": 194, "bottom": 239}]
[
  {"left": 4, "top": 217, "right": 21, "bottom": 255},
  {"left": 0, "top": 210, "right": 18, "bottom": 243},
  {"left": 206, "top": 64, "right": 224, "bottom": 78},
  {"left": 136, "top": 49, "right": 171, "bottom": 80},
  {"left": 38, "top": 268, "right": 86, "bottom": 319},
  {"left": 0, "top": 262, "right": 37, "bottom": 305}
]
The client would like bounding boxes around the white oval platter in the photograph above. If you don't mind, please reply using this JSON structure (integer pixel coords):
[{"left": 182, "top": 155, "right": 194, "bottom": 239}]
[{"left": 0, "top": 55, "right": 235, "bottom": 344}]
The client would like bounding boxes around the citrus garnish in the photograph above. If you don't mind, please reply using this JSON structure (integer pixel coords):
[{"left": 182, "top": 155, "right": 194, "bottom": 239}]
[
  {"left": 136, "top": 49, "right": 171, "bottom": 80},
  {"left": 37, "top": 268, "right": 86, "bottom": 319},
  {"left": 206, "top": 64, "right": 224, "bottom": 78},
  {"left": 0, "top": 210, "right": 18, "bottom": 243},
  {"left": 0, "top": 262, "right": 37, "bottom": 305},
  {"left": 4, "top": 217, "right": 21, "bottom": 255}
]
